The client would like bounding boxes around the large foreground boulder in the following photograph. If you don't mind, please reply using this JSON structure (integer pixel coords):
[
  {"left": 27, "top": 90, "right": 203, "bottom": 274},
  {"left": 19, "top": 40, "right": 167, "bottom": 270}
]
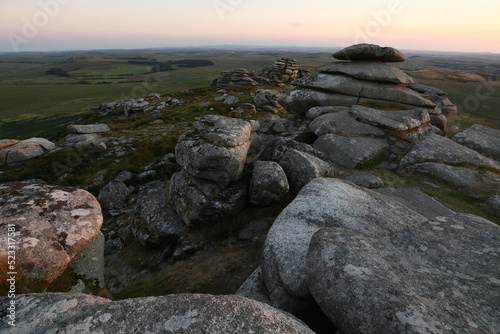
[
  {"left": 262, "top": 178, "right": 427, "bottom": 312},
  {"left": 262, "top": 178, "right": 500, "bottom": 333},
  {"left": 451, "top": 124, "right": 500, "bottom": 161},
  {"left": 0, "top": 293, "right": 315, "bottom": 333},
  {"left": 308, "top": 213, "right": 500, "bottom": 334},
  {"left": 0, "top": 182, "right": 103, "bottom": 291}
]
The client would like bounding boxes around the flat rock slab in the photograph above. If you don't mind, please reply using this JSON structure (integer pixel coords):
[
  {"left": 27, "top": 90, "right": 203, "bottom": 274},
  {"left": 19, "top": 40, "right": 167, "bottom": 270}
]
[
  {"left": 317, "top": 61, "right": 415, "bottom": 84},
  {"left": 375, "top": 187, "right": 456, "bottom": 218},
  {"left": 0, "top": 182, "right": 103, "bottom": 289},
  {"left": 313, "top": 134, "right": 388, "bottom": 168},
  {"left": 278, "top": 87, "right": 434, "bottom": 115},
  {"left": 309, "top": 110, "right": 385, "bottom": 137},
  {"left": 262, "top": 178, "right": 427, "bottom": 312},
  {"left": 1, "top": 293, "right": 315, "bottom": 333},
  {"left": 0, "top": 138, "right": 55, "bottom": 165},
  {"left": 308, "top": 213, "right": 500, "bottom": 334},
  {"left": 67, "top": 124, "right": 110, "bottom": 134},
  {"left": 292, "top": 73, "right": 435, "bottom": 108},
  {"left": 349, "top": 105, "right": 431, "bottom": 132},
  {"left": 333, "top": 43, "right": 406, "bottom": 62},
  {"left": 451, "top": 124, "right": 500, "bottom": 162},
  {"left": 400, "top": 134, "right": 500, "bottom": 172}
]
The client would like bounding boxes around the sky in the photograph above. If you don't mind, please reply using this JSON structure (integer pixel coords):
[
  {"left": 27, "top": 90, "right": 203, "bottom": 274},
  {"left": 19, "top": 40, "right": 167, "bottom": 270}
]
[{"left": 1, "top": 0, "right": 499, "bottom": 53}]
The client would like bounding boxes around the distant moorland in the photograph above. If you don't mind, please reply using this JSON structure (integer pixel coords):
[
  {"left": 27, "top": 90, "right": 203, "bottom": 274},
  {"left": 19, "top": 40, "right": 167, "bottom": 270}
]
[{"left": 0, "top": 48, "right": 499, "bottom": 139}]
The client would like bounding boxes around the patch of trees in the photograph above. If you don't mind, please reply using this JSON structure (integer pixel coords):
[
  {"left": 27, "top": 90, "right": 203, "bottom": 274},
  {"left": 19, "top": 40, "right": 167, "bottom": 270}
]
[
  {"left": 45, "top": 68, "right": 71, "bottom": 77},
  {"left": 129, "top": 59, "right": 215, "bottom": 73}
]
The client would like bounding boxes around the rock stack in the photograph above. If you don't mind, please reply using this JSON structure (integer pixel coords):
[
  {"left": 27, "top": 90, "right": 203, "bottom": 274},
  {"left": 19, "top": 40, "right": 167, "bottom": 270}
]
[
  {"left": 259, "top": 58, "right": 310, "bottom": 85},
  {"left": 211, "top": 68, "right": 259, "bottom": 87},
  {"left": 169, "top": 115, "right": 252, "bottom": 227},
  {"left": 212, "top": 59, "right": 311, "bottom": 87},
  {"left": 65, "top": 123, "right": 110, "bottom": 150},
  {"left": 279, "top": 43, "right": 456, "bottom": 133},
  {"left": 0, "top": 138, "right": 55, "bottom": 165}
]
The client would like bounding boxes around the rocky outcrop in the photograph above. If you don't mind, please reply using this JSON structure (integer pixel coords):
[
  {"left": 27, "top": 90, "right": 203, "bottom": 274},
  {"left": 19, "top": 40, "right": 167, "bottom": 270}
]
[
  {"left": 1, "top": 293, "right": 315, "bottom": 333},
  {"left": 212, "top": 59, "right": 310, "bottom": 87},
  {"left": 259, "top": 58, "right": 310, "bottom": 85},
  {"left": 0, "top": 138, "right": 55, "bottom": 165},
  {"left": 254, "top": 89, "right": 284, "bottom": 113},
  {"left": 211, "top": 68, "right": 259, "bottom": 86},
  {"left": 132, "top": 181, "right": 184, "bottom": 248},
  {"left": 261, "top": 178, "right": 500, "bottom": 334},
  {"left": 279, "top": 44, "right": 456, "bottom": 126},
  {"left": 262, "top": 178, "right": 428, "bottom": 312},
  {"left": 0, "top": 182, "right": 103, "bottom": 291}
]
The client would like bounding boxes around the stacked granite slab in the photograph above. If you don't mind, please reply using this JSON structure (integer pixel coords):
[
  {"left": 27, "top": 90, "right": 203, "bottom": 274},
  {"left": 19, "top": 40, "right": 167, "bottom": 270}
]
[
  {"left": 279, "top": 43, "right": 456, "bottom": 131},
  {"left": 275, "top": 44, "right": 460, "bottom": 168},
  {"left": 259, "top": 58, "right": 310, "bottom": 85}
]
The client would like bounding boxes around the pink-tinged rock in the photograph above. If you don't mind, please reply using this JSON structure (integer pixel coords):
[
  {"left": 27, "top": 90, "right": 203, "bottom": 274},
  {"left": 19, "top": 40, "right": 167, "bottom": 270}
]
[
  {"left": 0, "top": 137, "right": 55, "bottom": 165},
  {"left": 0, "top": 139, "right": 19, "bottom": 151},
  {"left": 0, "top": 182, "right": 103, "bottom": 290}
]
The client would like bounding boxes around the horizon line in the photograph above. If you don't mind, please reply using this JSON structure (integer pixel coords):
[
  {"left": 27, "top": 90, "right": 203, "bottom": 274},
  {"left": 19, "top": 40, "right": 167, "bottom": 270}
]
[{"left": 1, "top": 44, "right": 499, "bottom": 55}]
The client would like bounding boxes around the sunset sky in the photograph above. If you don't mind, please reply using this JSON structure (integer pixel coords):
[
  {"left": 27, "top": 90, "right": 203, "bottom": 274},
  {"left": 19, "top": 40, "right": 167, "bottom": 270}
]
[{"left": 1, "top": 0, "right": 499, "bottom": 53}]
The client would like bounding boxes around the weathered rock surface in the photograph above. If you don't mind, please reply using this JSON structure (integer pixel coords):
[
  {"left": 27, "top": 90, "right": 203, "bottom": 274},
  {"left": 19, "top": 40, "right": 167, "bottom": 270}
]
[
  {"left": 0, "top": 138, "right": 55, "bottom": 165},
  {"left": 97, "top": 180, "right": 130, "bottom": 211},
  {"left": 259, "top": 58, "right": 310, "bottom": 85},
  {"left": 349, "top": 105, "right": 431, "bottom": 132},
  {"left": 236, "top": 267, "right": 271, "bottom": 304},
  {"left": 68, "top": 231, "right": 106, "bottom": 294},
  {"left": 67, "top": 124, "right": 110, "bottom": 134},
  {"left": 333, "top": 43, "right": 406, "bottom": 62},
  {"left": 375, "top": 187, "right": 456, "bottom": 218},
  {"left": 65, "top": 133, "right": 102, "bottom": 148},
  {"left": 175, "top": 115, "right": 251, "bottom": 183},
  {"left": 345, "top": 173, "right": 384, "bottom": 188},
  {"left": 254, "top": 89, "right": 284, "bottom": 113},
  {"left": 132, "top": 181, "right": 184, "bottom": 248},
  {"left": 317, "top": 60, "right": 415, "bottom": 84},
  {"left": 313, "top": 134, "right": 388, "bottom": 168},
  {"left": 279, "top": 87, "right": 434, "bottom": 115},
  {"left": 250, "top": 161, "right": 289, "bottom": 206},
  {"left": 259, "top": 136, "right": 326, "bottom": 163},
  {"left": 169, "top": 170, "right": 248, "bottom": 227},
  {"left": 279, "top": 149, "right": 334, "bottom": 191},
  {"left": 293, "top": 73, "right": 434, "bottom": 108},
  {"left": 262, "top": 178, "right": 427, "bottom": 312},
  {"left": 451, "top": 124, "right": 500, "bottom": 162},
  {"left": 0, "top": 182, "right": 103, "bottom": 290},
  {"left": 1, "top": 293, "right": 315, "bottom": 333},
  {"left": 211, "top": 68, "right": 259, "bottom": 86},
  {"left": 400, "top": 134, "right": 500, "bottom": 171},
  {"left": 309, "top": 109, "right": 385, "bottom": 137},
  {"left": 405, "top": 162, "right": 485, "bottom": 187},
  {"left": 307, "top": 213, "right": 500, "bottom": 334}
]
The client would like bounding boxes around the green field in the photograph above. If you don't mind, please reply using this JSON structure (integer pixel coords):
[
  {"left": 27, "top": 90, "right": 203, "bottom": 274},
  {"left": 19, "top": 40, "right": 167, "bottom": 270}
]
[
  {"left": 1, "top": 49, "right": 499, "bottom": 139},
  {"left": 0, "top": 50, "right": 333, "bottom": 138}
]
